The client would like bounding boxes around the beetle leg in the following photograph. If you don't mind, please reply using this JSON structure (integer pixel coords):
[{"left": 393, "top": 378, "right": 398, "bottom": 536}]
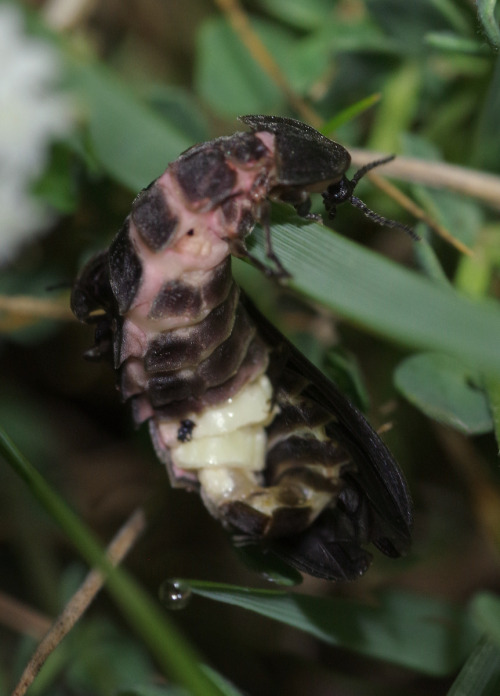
[
  {"left": 293, "top": 198, "right": 325, "bottom": 223},
  {"left": 227, "top": 237, "right": 285, "bottom": 279},
  {"left": 258, "top": 201, "right": 291, "bottom": 279},
  {"left": 326, "top": 205, "right": 338, "bottom": 221},
  {"left": 294, "top": 197, "right": 312, "bottom": 217},
  {"left": 272, "top": 186, "right": 313, "bottom": 220}
]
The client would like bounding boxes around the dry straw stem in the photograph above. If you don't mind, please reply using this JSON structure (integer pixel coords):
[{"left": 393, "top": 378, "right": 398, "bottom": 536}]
[
  {"left": 367, "top": 171, "right": 473, "bottom": 256},
  {"left": 350, "top": 148, "right": 500, "bottom": 213},
  {"left": 43, "top": 0, "right": 98, "bottom": 31},
  {"left": 12, "top": 507, "right": 147, "bottom": 696},
  {"left": 214, "top": 0, "right": 322, "bottom": 128},
  {"left": 0, "top": 295, "right": 73, "bottom": 330},
  {"left": 0, "top": 591, "right": 51, "bottom": 641},
  {"left": 350, "top": 150, "right": 500, "bottom": 256}
]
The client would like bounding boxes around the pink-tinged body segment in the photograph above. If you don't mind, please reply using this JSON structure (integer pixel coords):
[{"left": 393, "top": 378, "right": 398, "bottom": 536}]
[
  {"left": 118, "top": 132, "right": 277, "bottom": 356},
  {"left": 114, "top": 131, "right": 280, "bottom": 495}
]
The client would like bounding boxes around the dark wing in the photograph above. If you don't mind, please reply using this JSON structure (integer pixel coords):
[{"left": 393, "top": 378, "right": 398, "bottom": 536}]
[
  {"left": 239, "top": 115, "right": 351, "bottom": 187},
  {"left": 241, "top": 293, "right": 412, "bottom": 580}
]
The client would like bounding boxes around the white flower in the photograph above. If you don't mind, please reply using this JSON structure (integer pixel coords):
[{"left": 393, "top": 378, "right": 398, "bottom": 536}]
[{"left": 0, "top": 3, "right": 74, "bottom": 263}]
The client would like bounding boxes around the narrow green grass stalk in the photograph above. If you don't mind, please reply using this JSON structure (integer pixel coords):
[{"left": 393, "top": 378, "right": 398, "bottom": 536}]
[
  {"left": 447, "top": 635, "right": 500, "bottom": 695},
  {"left": 0, "top": 428, "right": 226, "bottom": 696},
  {"left": 321, "top": 93, "right": 381, "bottom": 134}
]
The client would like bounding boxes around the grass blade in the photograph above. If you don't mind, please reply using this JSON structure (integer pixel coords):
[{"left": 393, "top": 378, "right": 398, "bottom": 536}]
[
  {"left": 237, "top": 211, "right": 500, "bottom": 377},
  {"left": 185, "top": 581, "right": 478, "bottom": 675},
  {"left": 0, "top": 428, "right": 227, "bottom": 696}
]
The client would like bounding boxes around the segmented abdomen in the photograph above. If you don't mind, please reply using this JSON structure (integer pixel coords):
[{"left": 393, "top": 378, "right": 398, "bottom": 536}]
[
  {"left": 73, "top": 129, "right": 347, "bottom": 542},
  {"left": 72, "top": 121, "right": 412, "bottom": 580}
]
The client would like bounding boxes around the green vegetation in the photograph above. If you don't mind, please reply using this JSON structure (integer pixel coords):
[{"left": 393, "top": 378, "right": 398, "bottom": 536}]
[{"left": 2, "top": 1, "right": 500, "bottom": 694}]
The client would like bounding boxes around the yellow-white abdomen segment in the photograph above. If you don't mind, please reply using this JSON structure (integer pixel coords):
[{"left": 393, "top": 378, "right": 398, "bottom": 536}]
[
  {"left": 173, "top": 425, "right": 267, "bottom": 470},
  {"left": 169, "top": 374, "right": 275, "bottom": 472},
  {"left": 188, "top": 374, "right": 274, "bottom": 439},
  {"left": 198, "top": 468, "right": 260, "bottom": 507}
]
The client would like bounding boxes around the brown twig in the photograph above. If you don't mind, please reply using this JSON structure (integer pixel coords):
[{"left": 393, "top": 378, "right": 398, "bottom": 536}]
[
  {"left": 0, "top": 592, "right": 51, "bottom": 641},
  {"left": 368, "top": 171, "right": 474, "bottom": 256},
  {"left": 350, "top": 148, "right": 500, "bottom": 212},
  {"left": 349, "top": 149, "right": 500, "bottom": 256},
  {"left": 43, "top": 0, "right": 98, "bottom": 31},
  {"left": 0, "top": 295, "right": 73, "bottom": 325},
  {"left": 213, "top": 0, "right": 322, "bottom": 128},
  {"left": 12, "top": 507, "right": 147, "bottom": 696}
]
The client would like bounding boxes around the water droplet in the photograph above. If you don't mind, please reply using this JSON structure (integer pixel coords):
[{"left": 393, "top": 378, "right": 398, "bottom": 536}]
[{"left": 158, "top": 579, "right": 192, "bottom": 610}]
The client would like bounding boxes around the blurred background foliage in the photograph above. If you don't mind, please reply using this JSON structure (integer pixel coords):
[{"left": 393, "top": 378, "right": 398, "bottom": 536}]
[{"left": 2, "top": 0, "right": 500, "bottom": 694}]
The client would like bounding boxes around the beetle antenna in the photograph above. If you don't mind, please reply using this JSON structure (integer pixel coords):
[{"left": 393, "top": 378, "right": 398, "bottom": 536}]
[
  {"left": 350, "top": 154, "right": 396, "bottom": 187},
  {"left": 350, "top": 196, "right": 420, "bottom": 240}
]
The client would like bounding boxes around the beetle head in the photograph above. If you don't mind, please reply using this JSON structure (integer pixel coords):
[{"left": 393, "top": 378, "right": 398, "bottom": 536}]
[{"left": 323, "top": 155, "right": 418, "bottom": 240}]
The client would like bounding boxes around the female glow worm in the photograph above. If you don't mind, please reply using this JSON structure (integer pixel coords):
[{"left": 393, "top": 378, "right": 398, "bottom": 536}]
[{"left": 72, "top": 115, "right": 412, "bottom": 580}]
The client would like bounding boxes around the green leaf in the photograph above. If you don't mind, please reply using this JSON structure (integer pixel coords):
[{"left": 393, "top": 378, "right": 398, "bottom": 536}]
[
  {"left": 394, "top": 352, "right": 493, "bottom": 435},
  {"left": 32, "top": 143, "right": 78, "bottom": 214},
  {"left": 476, "top": 0, "right": 500, "bottom": 48},
  {"left": 425, "top": 31, "right": 490, "bottom": 55},
  {"left": 200, "top": 666, "right": 245, "bottom": 696},
  {"left": 296, "top": 15, "right": 400, "bottom": 57},
  {"left": 65, "top": 619, "right": 154, "bottom": 695},
  {"left": 67, "top": 59, "right": 192, "bottom": 190},
  {"left": 236, "top": 209, "right": 500, "bottom": 379},
  {"left": 324, "top": 348, "right": 370, "bottom": 412},
  {"left": 412, "top": 229, "right": 451, "bottom": 285},
  {"left": 410, "top": 186, "right": 483, "bottom": 250},
  {"left": 447, "top": 636, "right": 500, "bottom": 696},
  {"left": 454, "top": 248, "right": 494, "bottom": 299},
  {"left": 428, "top": 0, "right": 476, "bottom": 34},
  {"left": 232, "top": 545, "right": 303, "bottom": 586},
  {"left": 195, "top": 17, "right": 290, "bottom": 117},
  {"left": 367, "top": 0, "right": 458, "bottom": 54},
  {"left": 119, "top": 687, "right": 186, "bottom": 696},
  {"left": 290, "top": 20, "right": 400, "bottom": 94},
  {"left": 118, "top": 665, "right": 243, "bottom": 696},
  {"left": 185, "top": 581, "right": 478, "bottom": 675},
  {"left": 255, "top": 0, "right": 334, "bottom": 30},
  {"left": 368, "top": 62, "right": 421, "bottom": 152},
  {"left": 472, "top": 593, "right": 500, "bottom": 648},
  {"left": 146, "top": 85, "right": 210, "bottom": 143},
  {"left": 473, "top": 54, "right": 500, "bottom": 171},
  {"left": 483, "top": 376, "right": 500, "bottom": 452},
  {"left": 195, "top": 14, "right": 392, "bottom": 114}
]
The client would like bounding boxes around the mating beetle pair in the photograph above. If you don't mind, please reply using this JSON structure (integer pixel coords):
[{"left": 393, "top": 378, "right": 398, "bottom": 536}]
[{"left": 72, "top": 115, "right": 412, "bottom": 580}]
